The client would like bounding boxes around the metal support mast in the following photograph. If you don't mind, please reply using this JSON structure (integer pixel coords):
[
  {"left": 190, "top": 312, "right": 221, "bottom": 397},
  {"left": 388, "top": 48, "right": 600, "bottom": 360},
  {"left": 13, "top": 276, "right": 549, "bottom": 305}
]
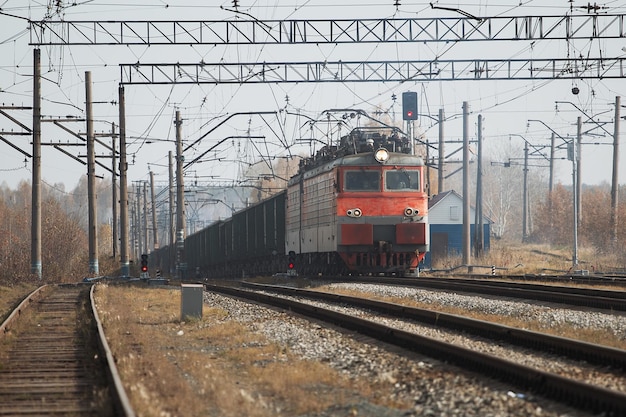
[
  {"left": 474, "top": 114, "right": 484, "bottom": 256},
  {"left": 548, "top": 132, "right": 556, "bottom": 231},
  {"left": 462, "top": 101, "right": 471, "bottom": 267},
  {"left": 31, "top": 49, "right": 42, "bottom": 279},
  {"left": 611, "top": 96, "right": 621, "bottom": 246},
  {"left": 118, "top": 86, "right": 130, "bottom": 277},
  {"left": 111, "top": 124, "right": 118, "bottom": 260},
  {"left": 168, "top": 150, "right": 175, "bottom": 274},
  {"left": 150, "top": 170, "right": 159, "bottom": 252},
  {"left": 175, "top": 111, "right": 186, "bottom": 279},
  {"left": 85, "top": 71, "right": 99, "bottom": 276},
  {"left": 572, "top": 117, "right": 581, "bottom": 268},
  {"left": 136, "top": 185, "right": 143, "bottom": 258},
  {"left": 522, "top": 141, "right": 529, "bottom": 243},
  {"left": 438, "top": 108, "right": 445, "bottom": 194},
  {"left": 577, "top": 116, "right": 582, "bottom": 225}
]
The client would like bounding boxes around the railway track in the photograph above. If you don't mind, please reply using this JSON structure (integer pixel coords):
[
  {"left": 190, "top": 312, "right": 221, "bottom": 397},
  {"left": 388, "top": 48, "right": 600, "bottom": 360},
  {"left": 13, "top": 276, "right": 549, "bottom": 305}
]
[
  {"left": 206, "top": 282, "right": 626, "bottom": 416},
  {"left": 432, "top": 271, "right": 626, "bottom": 287},
  {"left": 0, "top": 284, "right": 133, "bottom": 416},
  {"left": 351, "top": 276, "right": 626, "bottom": 311},
  {"left": 242, "top": 281, "right": 626, "bottom": 370}
]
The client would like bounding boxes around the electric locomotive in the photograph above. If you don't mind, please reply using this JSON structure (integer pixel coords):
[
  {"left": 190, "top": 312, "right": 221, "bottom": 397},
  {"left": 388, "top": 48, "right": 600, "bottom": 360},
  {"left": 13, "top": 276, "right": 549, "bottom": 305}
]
[
  {"left": 163, "top": 126, "right": 429, "bottom": 278},
  {"left": 286, "top": 127, "right": 429, "bottom": 276}
]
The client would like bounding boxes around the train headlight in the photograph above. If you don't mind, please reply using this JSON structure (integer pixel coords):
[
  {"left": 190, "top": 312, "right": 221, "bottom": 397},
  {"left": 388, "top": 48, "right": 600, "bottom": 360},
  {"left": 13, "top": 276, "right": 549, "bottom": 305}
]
[
  {"left": 347, "top": 208, "right": 362, "bottom": 218},
  {"left": 374, "top": 148, "right": 389, "bottom": 163},
  {"left": 404, "top": 207, "right": 419, "bottom": 217}
]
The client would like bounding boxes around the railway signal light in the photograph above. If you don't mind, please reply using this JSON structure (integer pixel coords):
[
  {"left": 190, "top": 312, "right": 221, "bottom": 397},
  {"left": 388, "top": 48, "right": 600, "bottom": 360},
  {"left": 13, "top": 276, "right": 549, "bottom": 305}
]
[
  {"left": 402, "top": 91, "right": 418, "bottom": 120},
  {"left": 288, "top": 250, "right": 296, "bottom": 270},
  {"left": 141, "top": 254, "right": 148, "bottom": 273}
]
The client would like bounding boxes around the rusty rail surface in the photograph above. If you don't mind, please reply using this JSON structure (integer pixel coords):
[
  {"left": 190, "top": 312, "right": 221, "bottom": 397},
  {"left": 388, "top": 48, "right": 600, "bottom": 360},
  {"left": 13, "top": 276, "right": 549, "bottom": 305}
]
[{"left": 0, "top": 283, "right": 133, "bottom": 416}]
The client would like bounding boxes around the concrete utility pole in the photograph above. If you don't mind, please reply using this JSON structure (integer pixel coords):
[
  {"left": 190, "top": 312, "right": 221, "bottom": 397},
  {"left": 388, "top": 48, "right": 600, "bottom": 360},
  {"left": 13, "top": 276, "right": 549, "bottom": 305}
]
[
  {"left": 168, "top": 151, "right": 175, "bottom": 273},
  {"left": 462, "top": 101, "right": 471, "bottom": 267},
  {"left": 572, "top": 117, "right": 581, "bottom": 268},
  {"left": 548, "top": 133, "right": 555, "bottom": 194},
  {"left": 611, "top": 96, "right": 621, "bottom": 246},
  {"left": 111, "top": 124, "right": 118, "bottom": 260},
  {"left": 142, "top": 182, "right": 149, "bottom": 254},
  {"left": 474, "top": 114, "right": 484, "bottom": 257},
  {"left": 522, "top": 141, "right": 529, "bottom": 243},
  {"left": 175, "top": 111, "right": 186, "bottom": 279},
  {"left": 135, "top": 185, "right": 143, "bottom": 258},
  {"left": 425, "top": 138, "right": 431, "bottom": 192},
  {"left": 131, "top": 202, "right": 137, "bottom": 261},
  {"left": 118, "top": 86, "right": 130, "bottom": 277},
  {"left": 408, "top": 120, "right": 415, "bottom": 155},
  {"left": 548, "top": 132, "right": 555, "bottom": 230},
  {"left": 438, "top": 108, "right": 445, "bottom": 194},
  {"left": 31, "top": 49, "right": 42, "bottom": 279},
  {"left": 85, "top": 71, "right": 99, "bottom": 276},
  {"left": 150, "top": 171, "right": 158, "bottom": 252},
  {"left": 576, "top": 116, "right": 582, "bottom": 225}
]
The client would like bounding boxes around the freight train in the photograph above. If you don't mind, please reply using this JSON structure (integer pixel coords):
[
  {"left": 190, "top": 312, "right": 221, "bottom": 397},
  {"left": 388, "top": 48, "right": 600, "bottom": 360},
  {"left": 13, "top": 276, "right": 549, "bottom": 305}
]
[{"left": 158, "top": 127, "right": 429, "bottom": 278}]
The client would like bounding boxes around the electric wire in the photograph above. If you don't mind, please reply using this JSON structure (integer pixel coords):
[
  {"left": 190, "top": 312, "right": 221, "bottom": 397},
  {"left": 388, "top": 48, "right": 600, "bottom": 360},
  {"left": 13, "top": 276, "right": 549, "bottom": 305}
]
[{"left": 1, "top": 1, "right": 624, "bottom": 189}]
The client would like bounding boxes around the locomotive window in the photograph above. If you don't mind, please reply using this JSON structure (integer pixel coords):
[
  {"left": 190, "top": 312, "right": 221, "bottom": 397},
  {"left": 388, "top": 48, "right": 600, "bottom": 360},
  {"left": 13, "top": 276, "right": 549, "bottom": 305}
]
[
  {"left": 344, "top": 171, "right": 380, "bottom": 191},
  {"left": 385, "top": 169, "right": 420, "bottom": 191}
]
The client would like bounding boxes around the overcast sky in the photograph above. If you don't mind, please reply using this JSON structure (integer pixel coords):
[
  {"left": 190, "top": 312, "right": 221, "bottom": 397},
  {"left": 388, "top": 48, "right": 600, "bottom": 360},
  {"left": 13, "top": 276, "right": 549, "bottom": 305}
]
[{"left": 1, "top": 0, "right": 626, "bottom": 193}]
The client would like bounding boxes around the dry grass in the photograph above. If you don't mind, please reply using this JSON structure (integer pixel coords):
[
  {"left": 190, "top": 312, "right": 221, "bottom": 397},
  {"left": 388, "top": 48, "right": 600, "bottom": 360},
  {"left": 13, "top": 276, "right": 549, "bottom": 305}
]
[
  {"left": 94, "top": 283, "right": 399, "bottom": 417},
  {"left": 0, "top": 282, "right": 39, "bottom": 325},
  {"left": 432, "top": 241, "right": 626, "bottom": 275},
  {"left": 0, "top": 284, "right": 41, "bottom": 365}
]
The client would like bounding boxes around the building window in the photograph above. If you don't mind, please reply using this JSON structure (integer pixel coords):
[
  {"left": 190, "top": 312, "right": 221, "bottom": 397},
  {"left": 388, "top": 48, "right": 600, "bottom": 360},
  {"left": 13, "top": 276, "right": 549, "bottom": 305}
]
[{"left": 449, "top": 205, "right": 459, "bottom": 221}]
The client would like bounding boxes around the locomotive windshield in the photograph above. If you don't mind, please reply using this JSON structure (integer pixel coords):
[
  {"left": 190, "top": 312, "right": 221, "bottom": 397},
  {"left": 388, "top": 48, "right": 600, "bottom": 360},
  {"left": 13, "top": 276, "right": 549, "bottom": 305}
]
[
  {"left": 344, "top": 170, "right": 380, "bottom": 191},
  {"left": 385, "top": 169, "right": 420, "bottom": 191}
]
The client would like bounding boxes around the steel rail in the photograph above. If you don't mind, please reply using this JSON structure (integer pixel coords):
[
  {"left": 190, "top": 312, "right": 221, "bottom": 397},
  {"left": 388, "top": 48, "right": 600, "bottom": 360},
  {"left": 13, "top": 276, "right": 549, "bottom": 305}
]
[
  {"left": 90, "top": 284, "right": 136, "bottom": 417},
  {"left": 0, "top": 285, "right": 48, "bottom": 336},
  {"left": 408, "top": 276, "right": 626, "bottom": 298},
  {"left": 206, "top": 283, "right": 626, "bottom": 415},
  {"left": 241, "top": 281, "right": 626, "bottom": 370},
  {"left": 353, "top": 276, "right": 626, "bottom": 311}
]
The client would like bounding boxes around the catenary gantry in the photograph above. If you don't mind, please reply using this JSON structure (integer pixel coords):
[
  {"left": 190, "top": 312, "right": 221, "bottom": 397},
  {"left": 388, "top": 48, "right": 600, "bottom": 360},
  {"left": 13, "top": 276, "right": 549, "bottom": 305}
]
[
  {"left": 29, "top": 15, "right": 626, "bottom": 45},
  {"left": 119, "top": 58, "right": 626, "bottom": 85}
]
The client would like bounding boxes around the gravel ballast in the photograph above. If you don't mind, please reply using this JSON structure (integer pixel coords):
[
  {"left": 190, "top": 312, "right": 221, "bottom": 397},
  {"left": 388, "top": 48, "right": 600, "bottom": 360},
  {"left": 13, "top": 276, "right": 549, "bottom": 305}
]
[{"left": 203, "top": 282, "right": 624, "bottom": 416}]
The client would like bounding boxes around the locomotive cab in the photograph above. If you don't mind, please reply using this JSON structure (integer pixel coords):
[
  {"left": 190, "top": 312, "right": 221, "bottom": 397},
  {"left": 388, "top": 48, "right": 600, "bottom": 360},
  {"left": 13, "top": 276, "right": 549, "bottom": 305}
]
[{"left": 335, "top": 152, "right": 429, "bottom": 276}]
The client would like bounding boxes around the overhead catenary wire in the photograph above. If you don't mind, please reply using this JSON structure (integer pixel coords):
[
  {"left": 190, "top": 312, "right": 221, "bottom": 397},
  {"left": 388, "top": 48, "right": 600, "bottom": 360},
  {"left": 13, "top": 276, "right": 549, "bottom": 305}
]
[{"left": 0, "top": 0, "right": 624, "bottom": 190}]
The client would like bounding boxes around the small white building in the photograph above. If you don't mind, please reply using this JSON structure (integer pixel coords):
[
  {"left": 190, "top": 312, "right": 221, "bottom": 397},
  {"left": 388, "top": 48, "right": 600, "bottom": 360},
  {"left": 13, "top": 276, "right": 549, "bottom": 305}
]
[{"left": 425, "top": 190, "right": 492, "bottom": 268}]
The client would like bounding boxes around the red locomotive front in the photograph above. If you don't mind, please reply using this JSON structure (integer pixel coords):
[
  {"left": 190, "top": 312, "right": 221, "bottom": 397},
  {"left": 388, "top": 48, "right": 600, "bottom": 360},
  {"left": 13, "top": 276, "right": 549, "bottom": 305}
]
[{"left": 286, "top": 128, "right": 429, "bottom": 276}]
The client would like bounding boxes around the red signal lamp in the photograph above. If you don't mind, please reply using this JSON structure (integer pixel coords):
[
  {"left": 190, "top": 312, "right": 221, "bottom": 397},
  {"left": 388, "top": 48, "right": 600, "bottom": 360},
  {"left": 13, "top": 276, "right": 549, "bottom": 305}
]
[
  {"left": 140, "top": 253, "right": 148, "bottom": 273},
  {"left": 288, "top": 250, "right": 296, "bottom": 271},
  {"left": 402, "top": 91, "right": 418, "bottom": 121}
]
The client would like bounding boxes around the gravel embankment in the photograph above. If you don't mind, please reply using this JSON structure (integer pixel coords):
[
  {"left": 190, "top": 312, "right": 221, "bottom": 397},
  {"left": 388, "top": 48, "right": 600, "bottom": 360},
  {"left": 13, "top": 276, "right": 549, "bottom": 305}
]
[
  {"left": 203, "top": 283, "right": 623, "bottom": 417},
  {"left": 326, "top": 282, "right": 626, "bottom": 340}
]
